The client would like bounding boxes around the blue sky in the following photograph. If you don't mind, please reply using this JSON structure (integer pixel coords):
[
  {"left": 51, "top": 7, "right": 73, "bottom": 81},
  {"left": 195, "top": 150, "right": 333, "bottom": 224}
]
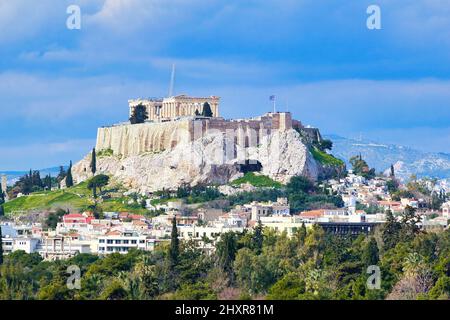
[{"left": 1, "top": 0, "right": 450, "bottom": 170}]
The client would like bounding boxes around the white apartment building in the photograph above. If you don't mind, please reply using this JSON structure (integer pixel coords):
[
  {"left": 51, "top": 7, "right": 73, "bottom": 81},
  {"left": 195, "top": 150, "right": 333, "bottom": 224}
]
[
  {"left": 39, "top": 236, "right": 93, "bottom": 260},
  {"left": 97, "top": 231, "right": 156, "bottom": 254},
  {"left": 250, "top": 197, "right": 290, "bottom": 221},
  {"left": 260, "top": 216, "right": 312, "bottom": 237},
  {"left": 1, "top": 236, "right": 40, "bottom": 255},
  {"left": 442, "top": 202, "right": 450, "bottom": 218}
]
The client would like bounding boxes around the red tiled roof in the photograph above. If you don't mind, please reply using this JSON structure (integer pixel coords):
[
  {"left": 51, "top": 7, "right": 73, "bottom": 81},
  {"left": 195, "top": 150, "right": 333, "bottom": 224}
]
[
  {"left": 64, "top": 213, "right": 84, "bottom": 219},
  {"left": 299, "top": 209, "right": 325, "bottom": 218}
]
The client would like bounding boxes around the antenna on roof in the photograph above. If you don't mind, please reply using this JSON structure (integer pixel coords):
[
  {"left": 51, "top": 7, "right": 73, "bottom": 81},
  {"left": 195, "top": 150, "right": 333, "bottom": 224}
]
[{"left": 168, "top": 63, "right": 176, "bottom": 97}]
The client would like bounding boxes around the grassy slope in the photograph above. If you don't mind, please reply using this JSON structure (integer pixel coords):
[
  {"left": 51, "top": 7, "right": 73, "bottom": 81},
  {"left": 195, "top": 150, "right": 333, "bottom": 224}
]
[
  {"left": 4, "top": 181, "right": 147, "bottom": 215},
  {"left": 230, "top": 172, "right": 282, "bottom": 188},
  {"left": 310, "top": 147, "right": 345, "bottom": 167}
]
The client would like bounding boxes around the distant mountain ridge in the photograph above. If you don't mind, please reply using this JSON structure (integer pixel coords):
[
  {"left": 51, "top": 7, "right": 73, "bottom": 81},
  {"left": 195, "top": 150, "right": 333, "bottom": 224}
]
[{"left": 326, "top": 134, "right": 450, "bottom": 180}]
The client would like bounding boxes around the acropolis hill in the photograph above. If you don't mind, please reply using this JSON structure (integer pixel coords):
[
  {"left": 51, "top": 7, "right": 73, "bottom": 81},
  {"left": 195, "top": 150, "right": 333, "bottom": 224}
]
[{"left": 73, "top": 94, "right": 337, "bottom": 192}]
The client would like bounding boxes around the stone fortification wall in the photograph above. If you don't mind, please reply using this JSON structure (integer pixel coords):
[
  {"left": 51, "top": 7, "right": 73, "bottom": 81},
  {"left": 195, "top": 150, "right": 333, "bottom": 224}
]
[
  {"left": 96, "top": 112, "right": 293, "bottom": 158},
  {"left": 96, "top": 120, "right": 192, "bottom": 157}
]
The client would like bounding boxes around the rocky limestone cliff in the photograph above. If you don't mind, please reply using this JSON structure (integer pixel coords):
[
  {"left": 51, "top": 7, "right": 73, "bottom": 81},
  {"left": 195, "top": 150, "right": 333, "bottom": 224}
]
[{"left": 73, "top": 129, "right": 320, "bottom": 193}]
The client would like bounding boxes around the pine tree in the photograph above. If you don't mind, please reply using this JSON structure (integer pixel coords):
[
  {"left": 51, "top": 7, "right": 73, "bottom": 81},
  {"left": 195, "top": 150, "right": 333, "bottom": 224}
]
[
  {"left": 44, "top": 174, "right": 52, "bottom": 190},
  {"left": 382, "top": 210, "right": 402, "bottom": 250},
  {"left": 202, "top": 102, "right": 213, "bottom": 117},
  {"left": 363, "top": 238, "right": 379, "bottom": 266},
  {"left": 90, "top": 148, "right": 97, "bottom": 176},
  {"left": 169, "top": 217, "right": 179, "bottom": 269},
  {"left": 390, "top": 164, "right": 395, "bottom": 177},
  {"left": 57, "top": 166, "right": 66, "bottom": 183},
  {"left": 66, "top": 161, "right": 74, "bottom": 188}
]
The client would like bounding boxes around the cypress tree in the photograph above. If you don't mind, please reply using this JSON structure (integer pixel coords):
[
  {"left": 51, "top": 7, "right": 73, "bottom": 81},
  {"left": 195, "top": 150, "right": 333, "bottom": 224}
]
[
  {"left": 216, "top": 232, "right": 237, "bottom": 278},
  {"left": 0, "top": 224, "right": 3, "bottom": 265},
  {"left": 0, "top": 183, "right": 5, "bottom": 217},
  {"left": 390, "top": 164, "right": 395, "bottom": 177},
  {"left": 169, "top": 217, "right": 179, "bottom": 268},
  {"left": 66, "top": 161, "right": 74, "bottom": 188},
  {"left": 297, "top": 222, "right": 307, "bottom": 246},
  {"left": 90, "top": 148, "right": 97, "bottom": 176},
  {"left": 363, "top": 237, "right": 379, "bottom": 266},
  {"left": 253, "top": 219, "right": 264, "bottom": 254}
]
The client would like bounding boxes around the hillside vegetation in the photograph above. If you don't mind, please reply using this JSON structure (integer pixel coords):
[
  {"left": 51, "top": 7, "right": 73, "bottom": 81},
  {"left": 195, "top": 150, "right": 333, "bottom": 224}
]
[
  {"left": 310, "top": 147, "right": 345, "bottom": 167},
  {"left": 230, "top": 172, "right": 282, "bottom": 188},
  {"left": 4, "top": 180, "right": 147, "bottom": 215}
]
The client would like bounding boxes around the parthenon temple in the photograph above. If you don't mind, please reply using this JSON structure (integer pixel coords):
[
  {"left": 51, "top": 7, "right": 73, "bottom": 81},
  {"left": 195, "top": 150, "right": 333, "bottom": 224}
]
[{"left": 129, "top": 95, "right": 220, "bottom": 121}]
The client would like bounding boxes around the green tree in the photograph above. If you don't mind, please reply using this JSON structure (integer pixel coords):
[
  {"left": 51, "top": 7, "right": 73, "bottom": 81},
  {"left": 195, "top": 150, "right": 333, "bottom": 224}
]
[
  {"left": 318, "top": 139, "right": 333, "bottom": 151},
  {"left": 169, "top": 217, "right": 179, "bottom": 269},
  {"left": 100, "top": 280, "right": 129, "bottom": 300},
  {"left": 202, "top": 102, "right": 213, "bottom": 117},
  {"left": 0, "top": 183, "right": 5, "bottom": 217},
  {"left": 87, "top": 174, "right": 110, "bottom": 198},
  {"left": 216, "top": 232, "right": 237, "bottom": 279},
  {"left": 44, "top": 208, "right": 68, "bottom": 230},
  {"left": 286, "top": 176, "right": 315, "bottom": 194},
  {"left": 386, "top": 179, "right": 399, "bottom": 193},
  {"left": 0, "top": 225, "right": 3, "bottom": 265},
  {"left": 363, "top": 238, "right": 379, "bottom": 267},
  {"left": 400, "top": 206, "right": 421, "bottom": 241},
  {"left": 90, "top": 148, "right": 97, "bottom": 176},
  {"left": 390, "top": 164, "right": 395, "bottom": 177},
  {"left": 252, "top": 220, "right": 264, "bottom": 254},
  {"left": 294, "top": 222, "right": 307, "bottom": 247},
  {"left": 130, "top": 104, "right": 148, "bottom": 124},
  {"left": 57, "top": 166, "right": 66, "bottom": 184},
  {"left": 382, "top": 210, "right": 402, "bottom": 250},
  {"left": 267, "top": 272, "right": 305, "bottom": 300},
  {"left": 349, "top": 155, "right": 375, "bottom": 179},
  {"left": 65, "top": 161, "right": 74, "bottom": 188}
]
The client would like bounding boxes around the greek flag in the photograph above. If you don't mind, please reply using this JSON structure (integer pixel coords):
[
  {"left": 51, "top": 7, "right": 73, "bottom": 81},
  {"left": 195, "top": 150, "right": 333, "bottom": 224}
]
[{"left": 269, "top": 95, "right": 275, "bottom": 101}]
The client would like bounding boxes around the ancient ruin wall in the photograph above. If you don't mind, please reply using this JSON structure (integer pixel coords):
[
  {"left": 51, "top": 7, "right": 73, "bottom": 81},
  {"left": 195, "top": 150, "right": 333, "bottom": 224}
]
[{"left": 96, "top": 113, "right": 293, "bottom": 158}]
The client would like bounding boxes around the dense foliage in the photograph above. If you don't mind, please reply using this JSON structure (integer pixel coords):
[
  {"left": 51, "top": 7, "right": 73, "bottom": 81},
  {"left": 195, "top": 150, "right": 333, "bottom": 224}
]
[
  {"left": 1, "top": 207, "right": 449, "bottom": 300},
  {"left": 230, "top": 173, "right": 282, "bottom": 188},
  {"left": 350, "top": 155, "right": 376, "bottom": 179}
]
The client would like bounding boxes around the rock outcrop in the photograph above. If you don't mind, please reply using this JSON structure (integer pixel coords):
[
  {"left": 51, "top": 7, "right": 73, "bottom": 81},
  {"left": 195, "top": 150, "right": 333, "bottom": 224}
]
[{"left": 73, "top": 128, "right": 319, "bottom": 193}]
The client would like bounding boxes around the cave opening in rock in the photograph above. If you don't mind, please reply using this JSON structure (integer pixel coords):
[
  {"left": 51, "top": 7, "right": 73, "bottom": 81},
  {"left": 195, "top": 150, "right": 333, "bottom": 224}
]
[{"left": 237, "top": 160, "right": 262, "bottom": 174}]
